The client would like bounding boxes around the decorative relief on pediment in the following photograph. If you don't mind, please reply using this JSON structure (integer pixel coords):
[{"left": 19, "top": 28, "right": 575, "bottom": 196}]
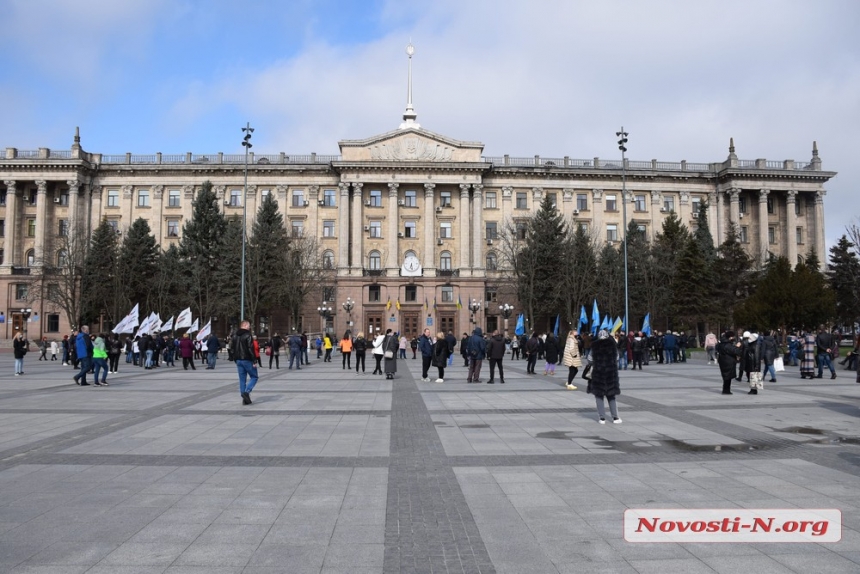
[{"left": 369, "top": 137, "right": 454, "bottom": 162}]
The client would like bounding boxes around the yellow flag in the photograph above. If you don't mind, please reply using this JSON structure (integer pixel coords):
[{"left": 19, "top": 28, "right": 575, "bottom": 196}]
[
  {"left": 386, "top": 296, "right": 391, "bottom": 310},
  {"left": 396, "top": 299, "right": 401, "bottom": 310}
]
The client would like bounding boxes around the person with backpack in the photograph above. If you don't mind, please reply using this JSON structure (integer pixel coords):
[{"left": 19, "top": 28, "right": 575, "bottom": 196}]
[{"left": 353, "top": 332, "right": 368, "bottom": 374}]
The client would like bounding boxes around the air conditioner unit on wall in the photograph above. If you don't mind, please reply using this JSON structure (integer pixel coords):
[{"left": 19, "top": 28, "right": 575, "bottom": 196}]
[
  {"left": 397, "top": 199, "right": 405, "bottom": 206},
  {"left": 435, "top": 206, "right": 442, "bottom": 213},
  {"left": 303, "top": 200, "right": 309, "bottom": 207},
  {"left": 318, "top": 199, "right": 325, "bottom": 206},
  {"left": 739, "top": 212, "right": 745, "bottom": 219},
  {"left": 437, "top": 238, "right": 444, "bottom": 245},
  {"left": 573, "top": 209, "right": 579, "bottom": 215},
  {"left": 659, "top": 207, "right": 667, "bottom": 212},
  {"left": 364, "top": 199, "right": 372, "bottom": 206},
  {"left": 692, "top": 212, "right": 699, "bottom": 219},
  {"left": 486, "top": 239, "right": 493, "bottom": 246},
  {"left": 224, "top": 200, "right": 231, "bottom": 206},
  {"left": 53, "top": 197, "right": 61, "bottom": 203},
  {"left": 363, "top": 225, "right": 370, "bottom": 232},
  {"left": 398, "top": 232, "right": 404, "bottom": 238}
]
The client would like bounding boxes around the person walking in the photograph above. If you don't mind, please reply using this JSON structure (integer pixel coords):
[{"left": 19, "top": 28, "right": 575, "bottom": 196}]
[
  {"left": 340, "top": 331, "right": 353, "bottom": 369},
  {"left": 466, "top": 327, "right": 487, "bottom": 383},
  {"left": 371, "top": 330, "right": 385, "bottom": 375},
  {"left": 206, "top": 333, "right": 221, "bottom": 369},
  {"left": 38, "top": 337, "right": 48, "bottom": 361},
  {"left": 588, "top": 330, "right": 622, "bottom": 423},
  {"left": 13, "top": 332, "right": 28, "bottom": 375},
  {"left": 815, "top": 326, "right": 837, "bottom": 379},
  {"left": 61, "top": 334, "right": 71, "bottom": 365},
  {"left": 92, "top": 333, "right": 110, "bottom": 386},
  {"left": 561, "top": 329, "right": 582, "bottom": 390},
  {"left": 543, "top": 332, "right": 560, "bottom": 376},
  {"left": 382, "top": 329, "right": 398, "bottom": 380},
  {"left": 799, "top": 330, "right": 816, "bottom": 379},
  {"left": 410, "top": 335, "right": 418, "bottom": 359},
  {"left": 179, "top": 333, "right": 196, "bottom": 370},
  {"left": 301, "top": 332, "right": 310, "bottom": 365},
  {"left": 460, "top": 332, "right": 470, "bottom": 367},
  {"left": 432, "top": 331, "right": 449, "bottom": 383},
  {"left": 50, "top": 339, "right": 59, "bottom": 361},
  {"left": 323, "top": 334, "right": 333, "bottom": 362},
  {"left": 760, "top": 329, "right": 779, "bottom": 383},
  {"left": 717, "top": 331, "right": 743, "bottom": 395},
  {"left": 418, "top": 328, "right": 434, "bottom": 382},
  {"left": 445, "top": 331, "right": 457, "bottom": 367},
  {"left": 268, "top": 333, "right": 282, "bottom": 369},
  {"left": 398, "top": 334, "right": 408, "bottom": 359},
  {"left": 486, "top": 329, "right": 506, "bottom": 384},
  {"left": 73, "top": 325, "right": 94, "bottom": 386},
  {"left": 231, "top": 320, "right": 258, "bottom": 405},
  {"left": 353, "top": 332, "right": 368, "bottom": 374},
  {"left": 704, "top": 332, "right": 718, "bottom": 365}
]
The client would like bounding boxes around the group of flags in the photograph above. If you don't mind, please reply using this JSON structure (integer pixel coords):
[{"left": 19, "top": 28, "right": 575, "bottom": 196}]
[
  {"left": 513, "top": 303, "right": 652, "bottom": 339},
  {"left": 111, "top": 305, "right": 210, "bottom": 341}
]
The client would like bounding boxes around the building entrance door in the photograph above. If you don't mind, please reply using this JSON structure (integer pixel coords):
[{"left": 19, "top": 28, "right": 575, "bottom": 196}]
[
  {"left": 402, "top": 312, "right": 420, "bottom": 339},
  {"left": 439, "top": 313, "right": 456, "bottom": 336},
  {"left": 366, "top": 313, "right": 383, "bottom": 337}
]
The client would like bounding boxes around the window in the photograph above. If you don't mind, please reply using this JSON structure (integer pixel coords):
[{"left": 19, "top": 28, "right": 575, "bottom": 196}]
[
  {"left": 47, "top": 314, "right": 60, "bottom": 333},
  {"left": 738, "top": 197, "right": 747, "bottom": 214},
  {"left": 323, "top": 189, "right": 336, "bottom": 207},
  {"left": 58, "top": 220, "right": 68, "bottom": 236},
  {"left": 368, "top": 251, "right": 381, "bottom": 270},
  {"left": 168, "top": 189, "right": 180, "bottom": 207},
  {"left": 16, "top": 284, "right": 28, "bottom": 300},
  {"left": 795, "top": 197, "right": 802, "bottom": 216},
  {"left": 368, "top": 285, "right": 381, "bottom": 302},
  {"left": 57, "top": 249, "right": 67, "bottom": 267},
  {"left": 405, "top": 285, "right": 417, "bottom": 302},
  {"left": 167, "top": 220, "right": 179, "bottom": 237},
  {"left": 0, "top": 189, "right": 6, "bottom": 205},
  {"left": 636, "top": 224, "right": 647, "bottom": 235},
  {"left": 26, "top": 249, "right": 35, "bottom": 266},
  {"left": 138, "top": 189, "right": 150, "bottom": 207},
  {"left": 27, "top": 219, "right": 36, "bottom": 237},
  {"left": 323, "top": 250, "right": 335, "bottom": 269},
  {"left": 441, "top": 286, "right": 454, "bottom": 302},
  {"left": 767, "top": 197, "right": 775, "bottom": 214},
  {"left": 634, "top": 195, "right": 646, "bottom": 212},
  {"left": 29, "top": 190, "right": 37, "bottom": 205},
  {"left": 440, "top": 191, "right": 452, "bottom": 207},
  {"left": 292, "top": 189, "right": 305, "bottom": 207},
  {"left": 404, "top": 221, "right": 416, "bottom": 238},
  {"left": 740, "top": 226, "right": 749, "bottom": 243},
  {"left": 323, "top": 286, "right": 335, "bottom": 302},
  {"left": 485, "top": 191, "right": 497, "bottom": 209},
  {"left": 323, "top": 220, "right": 336, "bottom": 237},
  {"left": 439, "top": 222, "right": 452, "bottom": 239},
  {"left": 516, "top": 192, "right": 527, "bottom": 209},
  {"left": 796, "top": 227, "right": 804, "bottom": 245},
  {"left": 107, "top": 220, "right": 119, "bottom": 233},
  {"left": 58, "top": 192, "right": 68, "bottom": 206},
  {"left": 290, "top": 220, "right": 303, "bottom": 237},
  {"left": 404, "top": 190, "right": 417, "bottom": 207},
  {"left": 261, "top": 189, "right": 270, "bottom": 200},
  {"left": 663, "top": 196, "right": 675, "bottom": 212},
  {"left": 369, "top": 190, "right": 382, "bottom": 207},
  {"left": 0, "top": 219, "right": 4, "bottom": 237},
  {"left": 486, "top": 252, "right": 497, "bottom": 270},
  {"left": 576, "top": 194, "right": 588, "bottom": 211},
  {"left": 486, "top": 221, "right": 498, "bottom": 240},
  {"left": 691, "top": 197, "right": 701, "bottom": 215},
  {"left": 0, "top": 248, "right": 3, "bottom": 264},
  {"left": 606, "top": 224, "right": 618, "bottom": 242},
  {"left": 485, "top": 289, "right": 498, "bottom": 303},
  {"left": 768, "top": 226, "right": 776, "bottom": 244},
  {"left": 108, "top": 190, "right": 119, "bottom": 207},
  {"left": 605, "top": 194, "right": 617, "bottom": 211},
  {"left": 516, "top": 222, "right": 527, "bottom": 240},
  {"left": 546, "top": 192, "right": 558, "bottom": 209},
  {"left": 229, "top": 189, "right": 241, "bottom": 207},
  {"left": 369, "top": 221, "right": 382, "bottom": 238},
  {"left": 578, "top": 222, "right": 589, "bottom": 233},
  {"left": 440, "top": 251, "right": 452, "bottom": 270}
]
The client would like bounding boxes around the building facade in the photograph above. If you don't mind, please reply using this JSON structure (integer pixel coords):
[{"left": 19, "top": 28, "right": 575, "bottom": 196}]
[{"left": 0, "top": 123, "right": 836, "bottom": 341}]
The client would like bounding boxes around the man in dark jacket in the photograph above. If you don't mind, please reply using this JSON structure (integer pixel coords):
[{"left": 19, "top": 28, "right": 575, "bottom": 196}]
[
  {"left": 206, "top": 333, "right": 221, "bottom": 369},
  {"left": 445, "top": 331, "right": 457, "bottom": 367},
  {"left": 418, "top": 328, "right": 434, "bottom": 382},
  {"left": 815, "top": 326, "right": 837, "bottom": 379},
  {"left": 288, "top": 331, "right": 303, "bottom": 369},
  {"left": 231, "top": 320, "right": 258, "bottom": 405},
  {"left": 717, "top": 331, "right": 743, "bottom": 395},
  {"left": 486, "top": 330, "right": 506, "bottom": 384},
  {"left": 268, "top": 333, "right": 282, "bottom": 369},
  {"left": 73, "top": 325, "right": 94, "bottom": 386},
  {"left": 466, "top": 327, "right": 487, "bottom": 383},
  {"left": 525, "top": 332, "right": 540, "bottom": 374}
]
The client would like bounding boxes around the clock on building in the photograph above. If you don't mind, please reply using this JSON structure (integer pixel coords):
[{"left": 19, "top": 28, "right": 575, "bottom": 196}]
[{"left": 401, "top": 254, "right": 422, "bottom": 276}]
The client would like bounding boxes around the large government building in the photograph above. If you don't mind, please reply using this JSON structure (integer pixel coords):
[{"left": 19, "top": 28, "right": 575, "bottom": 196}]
[{"left": 0, "top": 88, "right": 837, "bottom": 341}]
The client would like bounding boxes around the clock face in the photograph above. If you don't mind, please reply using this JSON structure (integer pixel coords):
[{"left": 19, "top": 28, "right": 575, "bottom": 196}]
[{"left": 404, "top": 255, "right": 420, "bottom": 272}]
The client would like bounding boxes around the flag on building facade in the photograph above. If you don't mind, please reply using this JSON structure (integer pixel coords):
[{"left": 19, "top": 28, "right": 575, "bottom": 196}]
[
  {"left": 395, "top": 299, "right": 401, "bottom": 310},
  {"left": 457, "top": 295, "right": 463, "bottom": 310},
  {"left": 386, "top": 296, "right": 391, "bottom": 310}
]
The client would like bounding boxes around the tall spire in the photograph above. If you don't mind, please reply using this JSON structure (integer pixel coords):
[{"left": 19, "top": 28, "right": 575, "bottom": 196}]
[{"left": 399, "top": 42, "right": 420, "bottom": 130}]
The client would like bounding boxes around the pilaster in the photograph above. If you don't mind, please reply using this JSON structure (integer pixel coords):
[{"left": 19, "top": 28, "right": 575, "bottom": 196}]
[
  {"left": 707, "top": 191, "right": 719, "bottom": 245},
  {"left": 459, "top": 184, "right": 470, "bottom": 269},
  {"left": 90, "top": 185, "right": 103, "bottom": 237},
  {"left": 337, "top": 182, "right": 350, "bottom": 272},
  {"left": 66, "top": 179, "right": 80, "bottom": 240},
  {"left": 814, "top": 189, "right": 826, "bottom": 264},
  {"left": 423, "top": 183, "right": 436, "bottom": 271},
  {"left": 350, "top": 183, "right": 363, "bottom": 271},
  {"left": 2, "top": 181, "right": 17, "bottom": 268},
  {"left": 591, "top": 189, "right": 604, "bottom": 239},
  {"left": 472, "top": 184, "right": 484, "bottom": 273},
  {"left": 307, "top": 185, "right": 320, "bottom": 239},
  {"left": 727, "top": 188, "right": 740, "bottom": 234},
  {"left": 245, "top": 184, "right": 257, "bottom": 228},
  {"left": 650, "top": 190, "right": 662, "bottom": 238},
  {"left": 35, "top": 180, "right": 48, "bottom": 265},
  {"left": 786, "top": 190, "right": 798, "bottom": 267},
  {"left": 387, "top": 183, "right": 399, "bottom": 270},
  {"left": 562, "top": 188, "right": 574, "bottom": 221},
  {"left": 759, "top": 188, "right": 770, "bottom": 264},
  {"left": 501, "top": 186, "right": 513, "bottom": 224},
  {"left": 151, "top": 185, "right": 164, "bottom": 240}
]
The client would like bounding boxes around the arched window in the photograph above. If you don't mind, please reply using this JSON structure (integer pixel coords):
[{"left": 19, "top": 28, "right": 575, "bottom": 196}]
[
  {"left": 486, "top": 252, "right": 497, "bottom": 270},
  {"left": 322, "top": 250, "right": 335, "bottom": 269},
  {"left": 57, "top": 249, "right": 68, "bottom": 267},
  {"left": 25, "top": 249, "right": 35, "bottom": 267},
  {"left": 368, "top": 250, "right": 381, "bottom": 270},
  {"left": 405, "top": 250, "right": 417, "bottom": 259},
  {"left": 440, "top": 251, "right": 452, "bottom": 270}
]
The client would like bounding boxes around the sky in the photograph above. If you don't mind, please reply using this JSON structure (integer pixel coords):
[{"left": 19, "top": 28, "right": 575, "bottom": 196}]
[{"left": 1, "top": 0, "right": 858, "bottom": 247}]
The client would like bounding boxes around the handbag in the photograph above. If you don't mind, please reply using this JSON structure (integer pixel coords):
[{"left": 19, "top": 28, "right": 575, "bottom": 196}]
[
  {"left": 265, "top": 346, "right": 271, "bottom": 356},
  {"left": 773, "top": 357, "right": 784, "bottom": 372},
  {"left": 384, "top": 350, "right": 394, "bottom": 359},
  {"left": 750, "top": 371, "right": 764, "bottom": 390}
]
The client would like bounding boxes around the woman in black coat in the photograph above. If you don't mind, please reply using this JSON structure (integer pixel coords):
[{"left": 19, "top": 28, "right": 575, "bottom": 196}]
[
  {"left": 431, "top": 332, "right": 449, "bottom": 383},
  {"left": 543, "top": 334, "right": 560, "bottom": 375},
  {"left": 587, "top": 330, "right": 621, "bottom": 424},
  {"left": 717, "top": 331, "right": 743, "bottom": 395}
]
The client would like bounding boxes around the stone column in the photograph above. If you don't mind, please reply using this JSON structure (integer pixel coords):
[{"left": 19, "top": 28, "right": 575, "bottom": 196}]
[
  {"left": 423, "top": 183, "right": 436, "bottom": 270},
  {"left": 501, "top": 186, "right": 513, "bottom": 224},
  {"left": 786, "top": 190, "right": 798, "bottom": 266},
  {"left": 35, "top": 180, "right": 48, "bottom": 264},
  {"left": 591, "top": 189, "right": 604, "bottom": 239},
  {"left": 2, "top": 181, "right": 17, "bottom": 268},
  {"left": 459, "top": 184, "right": 470, "bottom": 269},
  {"left": 151, "top": 185, "right": 164, "bottom": 241},
  {"left": 387, "top": 183, "right": 399, "bottom": 269},
  {"left": 89, "top": 185, "right": 103, "bottom": 238},
  {"left": 562, "top": 188, "right": 574, "bottom": 221},
  {"left": 351, "top": 183, "right": 363, "bottom": 271},
  {"left": 758, "top": 188, "right": 770, "bottom": 263},
  {"left": 276, "top": 185, "right": 288, "bottom": 221},
  {"left": 650, "top": 190, "right": 662, "bottom": 238},
  {"left": 472, "top": 184, "right": 484, "bottom": 271},
  {"left": 814, "top": 189, "right": 826, "bottom": 264},
  {"left": 338, "top": 182, "right": 350, "bottom": 272},
  {"left": 727, "top": 188, "right": 740, "bottom": 233},
  {"left": 66, "top": 179, "right": 80, "bottom": 239}
]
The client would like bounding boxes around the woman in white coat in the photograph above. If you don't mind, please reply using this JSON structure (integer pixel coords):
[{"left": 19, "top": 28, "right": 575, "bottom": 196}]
[{"left": 371, "top": 330, "right": 385, "bottom": 375}]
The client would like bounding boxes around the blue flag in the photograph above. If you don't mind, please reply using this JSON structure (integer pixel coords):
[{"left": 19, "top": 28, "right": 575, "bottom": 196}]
[
  {"left": 591, "top": 300, "right": 600, "bottom": 335},
  {"left": 515, "top": 314, "right": 525, "bottom": 336},
  {"left": 579, "top": 305, "right": 587, "bottom": 327},
  {"left": 642, "top": 313, "right": 651, "bottom": 336},
  {"left": 601, "top": 315, "right": 611, "bottom": 330},
  {"left": 553, "top": 315, "right": 560, "bottom": 337}
]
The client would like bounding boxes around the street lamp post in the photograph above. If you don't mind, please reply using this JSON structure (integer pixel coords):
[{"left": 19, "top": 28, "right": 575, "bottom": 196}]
[
  {"left": 240, "top": 123, "right": 254, "bottom": 323},
  {"left": 20, "top": 307, "right": 32, "bottom": 342},
  {"left": 617, "top": 127, "right": 630, "bottom": 337},
  {"left": 499, "top": 303, "right": 514, "bottom": 338},
  {"left": 342, "top": 297, "right": 355, "bottom": 331},
  {"left": 468, "top": 299, "right": 481, "bottom": 327},
  {"left": 317, "top": 303, "right": 332, "bottom": 335}
]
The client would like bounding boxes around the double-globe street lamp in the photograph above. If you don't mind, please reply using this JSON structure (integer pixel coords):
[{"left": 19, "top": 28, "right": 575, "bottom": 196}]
[
  {"left": 617, "top": 127, "right": 630, "bottom": 337},
  {"left": 317, "top": 303, "right": 332, "bottom": 335},
  {"left": 468, "top": 299, "right": 482, "bottom": 327},
  {"left": 499, "top": 303, "right": 514, "bottom": 338},
  {"left": 240, "top": 123, "right": 253, "bottom": 324},
  {"left": 20, "top": 307, "right": 32, "bottom": 342},
  {"left": 342, "top": 297, "right": 355, "bottom": 330}
]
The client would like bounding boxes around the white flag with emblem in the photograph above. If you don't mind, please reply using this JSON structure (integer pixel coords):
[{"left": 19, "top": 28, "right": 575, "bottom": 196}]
[
  {"left": 188, "top": 318, "right": 199, "bottom": 334},
  {"left": 195, "top": 320, "right": 212, "bottom": 341},
  {"left": 174, "top": 307, "right": 193, "bottom": 329}
]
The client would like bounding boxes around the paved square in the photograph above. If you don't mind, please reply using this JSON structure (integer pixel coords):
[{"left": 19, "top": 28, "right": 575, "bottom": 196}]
[{"left": 0, "top": 352, "right": 858, "bottom": 573}]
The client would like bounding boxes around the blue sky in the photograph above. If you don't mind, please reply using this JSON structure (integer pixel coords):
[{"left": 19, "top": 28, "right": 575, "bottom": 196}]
[{"left": 2, "top": 0, "right": 858, "bottom": 246}]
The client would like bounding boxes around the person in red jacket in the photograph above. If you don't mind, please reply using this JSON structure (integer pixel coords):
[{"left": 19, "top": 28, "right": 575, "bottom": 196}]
[{"left": 178, "top": 333, "right": 196, "bottom": 370}]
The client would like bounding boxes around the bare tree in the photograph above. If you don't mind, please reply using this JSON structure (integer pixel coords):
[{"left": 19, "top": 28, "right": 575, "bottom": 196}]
[{"left": 25, "top": 223, "right": 88, "bottom": 330}]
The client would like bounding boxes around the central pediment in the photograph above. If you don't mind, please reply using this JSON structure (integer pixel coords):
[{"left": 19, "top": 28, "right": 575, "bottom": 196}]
[{"left": 338, "top": 127, "right": 484, "bottom": 163}]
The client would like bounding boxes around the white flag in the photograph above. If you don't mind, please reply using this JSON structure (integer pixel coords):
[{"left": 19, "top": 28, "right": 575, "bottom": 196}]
[
  {"left": 138, "top": 312, "right": 158, "bottom": 335},
  {"left": 188, "top": 318, "right": 199, "bottom": 334},
  {"left": 174, "top": 307, "right": 193, "bottom": 329},
  {"left": 112, "top": 304, "right": 140, "bottom": 334},
  {"left": 148, "top": 313, "right": 162, "bottom": 335},
  {"left": 195, "top": 320, "right": 212, "bottom": 341},
  {"left": 160, "top": 316, "right": 174, "bottom": 333}
]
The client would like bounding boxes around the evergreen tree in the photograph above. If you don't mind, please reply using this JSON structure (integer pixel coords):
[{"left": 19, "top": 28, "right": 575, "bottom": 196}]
[
  {"left": 712, "top": 224, "right": 755, "bottom": 327},
  {"left": 673, "top": 236, "right": 714, "bottom": 332},
  {"left": 116, "top": 218, "right": 160, "bottom": 311},
  {"left": 693, "top": 200, "right": 716, "bottom": 262},
  {"left": 80, "top": 220, "right": 120, "bottom": 325},
  {"left": 179, "top": 181, "right": 228, "bottom": 321},
  {"left": 791, "top": 257, "right": 836, "bottom": 330},
  {"left": 653, "top": 212, "right": 690, "bottom": 327},
  {"left": 626, "top": 221, "right": 669, "bottom": 331},
  {"left": 519, "top": 196, "right": 567, "bottom": 328},
  {"left": 247, "top": 193, "right": 291, "bottom": 326},
  {"left": 596, "top": 242, "right": 624, "bottom": 318},
  {"left": 151, "top": 243, "right": 188, "bottom": 322},
  {"left": 213, "top": 216, "right": 244, "bottom": 323},
  {"left": 735, "top": 256, "right": 794, "bottom": 330},
  {"left": 558, "top": 221, "right": 598, "bottom": 327},
  {"left": 827, "top": 235, "right": 860, "bottom": 329}
]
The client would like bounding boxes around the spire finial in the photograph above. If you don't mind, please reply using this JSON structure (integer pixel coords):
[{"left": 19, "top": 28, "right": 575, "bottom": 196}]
[
  {"left": 729, "top": 137, "right": 735, "bottom": 154},
  {"left": 812, "top": 140, "right": 819, "bottom": 157},
  {"left": 399, "top": 42, "right": 420, "bottom": 130}
]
